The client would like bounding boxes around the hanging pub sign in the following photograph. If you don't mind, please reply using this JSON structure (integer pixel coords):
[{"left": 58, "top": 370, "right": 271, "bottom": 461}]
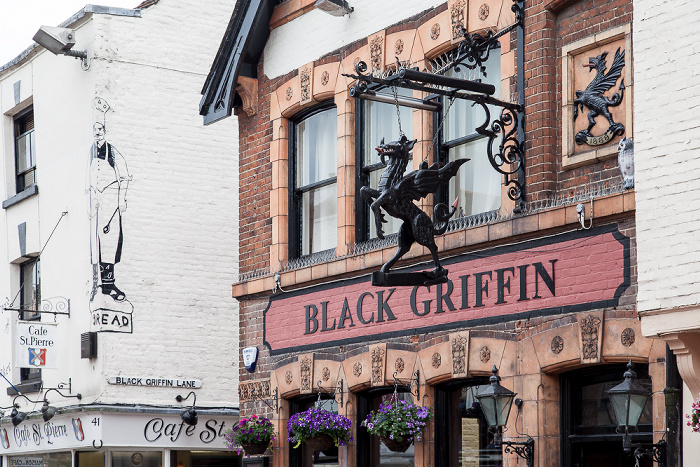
[
  {"left": 263, "top": 225, "right": 630, "bottom": 355},
  {"left": 14, "top": 322, "right": 59, "bottom": 369}
]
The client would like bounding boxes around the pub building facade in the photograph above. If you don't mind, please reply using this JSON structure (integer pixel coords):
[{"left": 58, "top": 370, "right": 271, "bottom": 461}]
[{"left": 201, "top": 0, "right": 681, "bottom": 465}]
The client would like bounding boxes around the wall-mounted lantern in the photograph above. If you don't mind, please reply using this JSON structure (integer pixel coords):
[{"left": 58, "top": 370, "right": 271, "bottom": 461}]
[
  {"left": 176, "top": 391, "right": 198, "bottom": 426},
  {"left": 475, "top": 366, "right": 534, "bottom": 467}
]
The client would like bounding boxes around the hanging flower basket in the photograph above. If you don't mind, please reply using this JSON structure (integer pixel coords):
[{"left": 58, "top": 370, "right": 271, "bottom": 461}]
[
  {"left": 287, "top": 407, "right": 353, "bottom": 449},
  {"left": 380, "top": 436, "right": 413, "bottom": 452},
  {"left": 362, "top": 399, "right": 433, "bottom": 450},
  {"left": 304, "top": 433, "right": 334, "bottom": 452},
  {"left": 240, "top": 441, "right": 270, "bottom": 455},
  {"left": 223, "top": 414, "right": 275, "bottom": 456}
]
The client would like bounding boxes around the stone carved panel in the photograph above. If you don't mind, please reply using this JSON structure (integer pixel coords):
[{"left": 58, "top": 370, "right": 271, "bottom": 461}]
[
  {"left": 578, "top": 312, "right": 604, "bottom": 363},
  {"left": 480, "top": 346, "right": 491, "bottom": 363},
  {"left": 449, "top": 0, "right": 466, "bottom": 41},
  {"left": 299, "top": 66, "right": 312, "bottom": 104},
  {"left": 432, "top": 352, "right": 442, "bottom": 369},
  {"left": 369, "top": 34, "right": 384, "bottom": 73},
  {"left": 395, "top": 358, "right": 405, "bottom": 374},
  {"left": 300, "top": 356, "right": 312, "bottom": 392},
  {"left": 353, "top": 362, "right": 362, "bottom": 377},
  {"left": 285, "top": 371, "right": 293, "bottom": 385},
  {"left": 371, "top": 346, "right": 385, "bottom": 384},
  {"left": 621, "top": 328, "right": 635, "bottom": 347},
  {"left": 451, "top": 334, "right": 469, "bottom": 375},
  {"left": 238, "top": 380, "right": 271, "bottom": 401},
  {"left": 551, "top": 336, "right": 564, "bottom": 354}
]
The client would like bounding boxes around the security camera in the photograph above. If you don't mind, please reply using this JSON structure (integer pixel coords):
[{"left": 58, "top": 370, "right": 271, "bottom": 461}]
[{"left": 33, "top": 26, "right": 87, "bottom": 60}]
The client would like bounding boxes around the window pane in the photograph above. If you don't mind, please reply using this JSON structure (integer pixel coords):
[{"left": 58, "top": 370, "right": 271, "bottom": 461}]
[
  {"left": 456, "top": 385, "right": 502, "bottom": 466},
  {"left": 580, "top": 379, "right": 652, "bottom": 427},
  {"left": 443, "top": 52, "right": 501, "bottom": 142},
  {"left": 448, "top": 139, "right": 501, "bottom": 216},
  {"left": 21, "top": 259, "right": 40, "bottom": 319},
  {"left": 368, "top": 168, "right": 402, "bottom": 238},
  {"left": 364, "top": 89, "right": 413, "bottom": 167},
  {"left": 16, "top": 132, "right": 35, "bottom": 173},
  {"left": 302, "top": 183, "right": 337, "bottom": 255},
  {"left": 297, "top": 108, "right": 337, "bottom": 186},
  {"left": 111, "top": 452, "right": 162, "bottom": 467}
]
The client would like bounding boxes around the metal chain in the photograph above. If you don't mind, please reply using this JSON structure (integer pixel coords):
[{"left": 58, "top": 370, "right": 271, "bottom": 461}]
[
  {"left": 425, "top": 95, "right": 457, "bottom": 162},
  {"left": 391, "top": 85, "right": 404, "bottom": 138}
]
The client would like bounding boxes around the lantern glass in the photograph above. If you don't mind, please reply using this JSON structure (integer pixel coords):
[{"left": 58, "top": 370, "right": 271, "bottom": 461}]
[
  {"left": 475, "top": 366, "right": 516, "bottom": 428},
  {"left": 607, "top": 360, "right": 651, "bottom": 429}
]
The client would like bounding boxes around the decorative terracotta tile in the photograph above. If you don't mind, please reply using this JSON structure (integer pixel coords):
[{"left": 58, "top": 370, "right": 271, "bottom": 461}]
[
  {"left": 369, "top": 343, "right": 388, "bottom": 387},
  {"left": 313, "top": 62, "right": 340, "bottom": 101},
  {"left": 416, "top": 10, "right": 451, "bottom": 58},
  {"left": 577, "top": 311, "right": 604, "bottom": 364},
  {"left": 385, "top": 349, "right": 418, "bottom": 382},
  {"left": 419, "top": 341, "right": 451, "bottom": 383},
  {"left": 449, "top": 332, "right": 470, "bottom": 376},
  {"left": 468, "top": 337, "right": 507, "bottom": 375},
  {"left": 367, "top": 30, "right": 386, "bottom": 75},
  {"left": 468, "top": 0, "right": 501, "bottom": 34},
  {"left": 448, "top": 0, "right": 467, "bottom": 44},
  {"left": 529, "top": 323, "right": 580, "bottom": 372},
  {"left": 298, "top": 63, "right": 314, "bottom": 106},
  {"left": 276, "top": 75, "right": 300, "bottom": 117},
  {"left": 385, "top": 30, "right": 417, "bottom": 67},
  {"left": 344, "top": 352, "right": 370, "bottom": 391},
  {"left": 298, "top": 353, "right": 314, "bottom": 394}
]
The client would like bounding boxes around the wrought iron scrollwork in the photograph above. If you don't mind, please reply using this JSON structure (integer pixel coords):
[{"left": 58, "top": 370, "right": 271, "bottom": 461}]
[
  {"left": 503, "top": 437, "right": 534, "bottom": 467},
  {"left": 474, "top": 104, "right": 525, "bottom": 203},
  {"left": 316, "top": 379, "right": 344, "bottom": 408},
  {"left": 392, "top": 370, "right": 420, "bottom": 400}
]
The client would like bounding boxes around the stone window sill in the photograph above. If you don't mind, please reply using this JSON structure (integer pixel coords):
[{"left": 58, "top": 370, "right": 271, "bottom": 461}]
[
  {"left": 6, "top": 379, "right": 42, "bottom": 395},
  {"left": 3, "top": 184, "right": 39, "bottom": 209}
]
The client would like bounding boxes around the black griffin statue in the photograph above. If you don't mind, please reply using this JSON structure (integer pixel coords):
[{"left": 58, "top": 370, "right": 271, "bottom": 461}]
[
  {"left": 361, "top": 135, "right": 468, "bottom": 286},
  {"left": 574, "top": 47, "right": 626, "bottom": 145}
]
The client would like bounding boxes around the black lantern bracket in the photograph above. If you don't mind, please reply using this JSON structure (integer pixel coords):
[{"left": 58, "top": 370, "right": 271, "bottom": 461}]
[
  {"left": 43, "top": 378, "right": 78, "bottom": 395},
  {"left": 250, "top": 385, "right": 279, "bottom": 414},
  {"left": 392, "top": 370, "right": 420, "bottom": 400},
  {"left": 632, "top": 439, "right": 666, "bottom": 466},
  {"left": 343, "top": 0, "right": 526, "bottom": 207},
  {"left": 502, "top": 435, "right": 535, "bottom": 467},
  {"left": 316, "top": 379, "right": 344, "bottom": 408}
]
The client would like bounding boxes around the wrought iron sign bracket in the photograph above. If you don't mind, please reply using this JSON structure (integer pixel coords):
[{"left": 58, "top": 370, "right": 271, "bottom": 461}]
[
  {"left": 633, "top": 440, "right": 666, "bottom": 467},
  {"left": 316, "top": 379, "right": 344, "bottom": 408},
  {"left": 250, "top": 385, "right": 279, "bottom": 414},
  {"left": 343, "top": 0, "right": 526, "bottom": 207},
  {"left": 502, "top": 436, "right": 535, "bottom": 467},
  {"left": 392, "top": 370, "right": 420, "bottom": 400},
  {"left": 4, "top": 297, "right": 71, "bottom": 319},
  {"left": 43, "top": 378, "right": 77, "bottom": 395}
]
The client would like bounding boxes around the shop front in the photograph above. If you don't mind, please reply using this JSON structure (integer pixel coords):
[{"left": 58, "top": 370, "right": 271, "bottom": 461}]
[
  {"left": 0, "top": 410, "right": 240, "bottom": 467},
  {"left": 236, "top": 222, "right": 676, "bottom": 467}
]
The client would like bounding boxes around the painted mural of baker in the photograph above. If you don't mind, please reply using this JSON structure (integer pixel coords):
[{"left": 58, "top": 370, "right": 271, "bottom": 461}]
[{"left": 89, "top": 120, "right": 131, "bottom": 301}]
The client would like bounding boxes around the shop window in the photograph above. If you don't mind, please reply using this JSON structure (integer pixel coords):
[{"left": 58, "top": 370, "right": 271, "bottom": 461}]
[
  {"left": 437, "top": 52, "right": 502, "bottom": 218},
  {"left": 289, "top": 104, "right": 337, "bottom": 258},
  {"left": 561, "top": 363, "right": 653, "bottom": 467},
  {"left": 14, "top": 107, "right": 36, "bottom": 194},
  {"left": 357, "top": 388, "right": 415, "bottom": 466},
  {"left": 289, "top": 396, "right": 340, "bottom": 467},
  {"left": 76, "top": 451, "right": 105, "bottom": 467},
  {"left": 19, "top": 257, "right": 41, "bottom": 385},
  {"left": 10, "top": 453, "right": 71, "bottom": 467},
  {"left": 434, "top": 378, "right": 500, "bottom": 467},
  {"left": 356, "top": 87, "right": 414, "bottom": 241}
]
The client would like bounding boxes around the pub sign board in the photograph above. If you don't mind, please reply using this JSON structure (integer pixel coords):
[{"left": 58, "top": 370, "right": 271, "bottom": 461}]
[{"left": 263, "top": 225, "right": 630, "bottom": 354}]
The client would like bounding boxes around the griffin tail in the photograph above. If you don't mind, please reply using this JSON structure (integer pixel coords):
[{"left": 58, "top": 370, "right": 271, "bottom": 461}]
[{"left": 433, "top": 198, "right": 459, "bottom": 235}]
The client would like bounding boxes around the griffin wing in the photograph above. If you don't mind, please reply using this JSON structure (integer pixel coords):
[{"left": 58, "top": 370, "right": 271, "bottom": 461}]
[
  {"left": 394, "top": 159, "right": 469, "bottom": 202},
  {"left": 585, "top": 48, "right": 625, "bottom": 96}
]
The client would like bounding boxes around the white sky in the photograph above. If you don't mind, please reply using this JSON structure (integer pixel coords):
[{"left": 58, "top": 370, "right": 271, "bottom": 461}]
[{"left": 0, "top": 0, "right": 141, "bottom": 66}]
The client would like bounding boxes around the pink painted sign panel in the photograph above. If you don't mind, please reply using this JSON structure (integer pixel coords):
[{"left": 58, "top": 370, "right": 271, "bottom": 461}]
[{"left": 264, "top": 226, "right": 629, "bottom": 354}]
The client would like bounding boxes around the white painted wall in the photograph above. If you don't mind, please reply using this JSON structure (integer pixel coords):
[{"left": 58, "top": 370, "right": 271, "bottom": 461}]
[
  {"left": 264, "top": 0, "right": 446, "bottom": 79},
  {"left": 0, "top": 0, "right": 239, "bottom": 412},
  {"left": 634, "top": 0, "right": 700, "bottom": 314}
]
